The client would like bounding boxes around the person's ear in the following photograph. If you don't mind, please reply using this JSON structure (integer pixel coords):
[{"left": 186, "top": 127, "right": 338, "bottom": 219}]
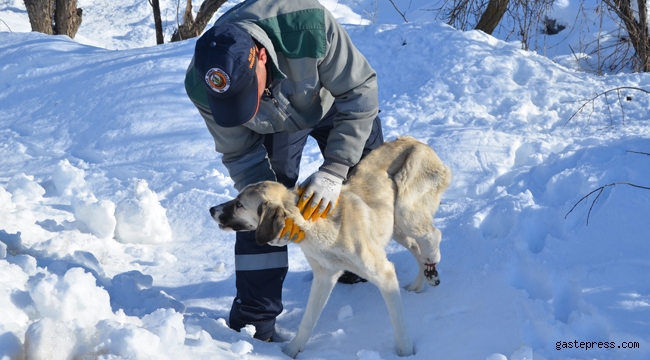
[{"left": 257, "top": 46, "right": 267, "bottom": 66}]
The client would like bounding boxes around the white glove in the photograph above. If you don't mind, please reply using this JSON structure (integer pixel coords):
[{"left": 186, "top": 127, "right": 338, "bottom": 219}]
[{"left": 297, "top": 171, "right": 343, "bottom": 220}]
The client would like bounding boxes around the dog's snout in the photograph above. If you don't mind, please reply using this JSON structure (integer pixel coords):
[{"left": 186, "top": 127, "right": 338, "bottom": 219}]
[{"left": 210, "top": 206, "right": 217, "bottom": 217}]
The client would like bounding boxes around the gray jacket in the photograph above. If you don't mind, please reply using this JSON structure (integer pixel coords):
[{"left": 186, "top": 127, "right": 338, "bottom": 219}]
[{"left": 185, "top": 0, "right": 379, "bottom": 191}]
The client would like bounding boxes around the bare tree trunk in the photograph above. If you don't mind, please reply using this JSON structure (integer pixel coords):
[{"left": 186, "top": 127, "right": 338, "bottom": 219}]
[
  {"left": 605, "top": 0, "right": 650, "bottom": 72},
  {"left": 54, "top": 0, "right": 82, "bottom": 38},
  {"left": 24, "top": 0, "right": 82, "bottom": 38},
  {"left": 636, "top": 0, "right": 650, "bottom": 71},
  {"left": 172, "top": 0, "right": 196, "bottom": 42},
  {"left": 150, "top": 0, "right": 164, "bottom": 44},
  {"left": 24, "top": 0, "right": 54, "bottom": 35},
  {"left": 475, "top": 0, "right": 510, "bottom": 34},
  {"left": 171, "top": 0, "right": 228, "bottom": 42}
]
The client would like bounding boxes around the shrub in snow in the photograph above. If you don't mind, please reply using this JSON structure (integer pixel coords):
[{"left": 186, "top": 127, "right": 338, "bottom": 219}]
[
  {"left": 29, "top": 267, "right": 114, "bottom": 330},
  {"left": 24, "top": 318, "right": 77, "bottom": 360},
  {"left": 115, "top": 179, "right": 172, "bottom": 244},
  {"left": 53, "top": 159, "right": 87, "bottom": 198},
  {"left": 7, "top": 173, "right": 45, "bottom": 205}
]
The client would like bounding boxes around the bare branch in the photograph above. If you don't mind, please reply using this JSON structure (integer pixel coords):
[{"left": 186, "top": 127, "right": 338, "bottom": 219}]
[
  {"left": 0, "top": 18, "right": 11, "bottom": 32},
  {"left": 626, "top": 150, "right": 650, "bottom": 156},
  {"left": 171, "top": 0, "right": 227, "bottom": 42},
  {"left": 388, "top": 0, "right": 409, "bottom": 23},
  {"left": 565, "top": 182, "right": 650, "bottom": 225},
  {"left": 565, "top": 86, "right": 650, "bottom": 127}
]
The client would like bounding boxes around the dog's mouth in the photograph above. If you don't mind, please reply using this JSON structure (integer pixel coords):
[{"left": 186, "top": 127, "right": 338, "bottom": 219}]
[{"left": 217, "top": 224, "right": 231, "bottom": 231}]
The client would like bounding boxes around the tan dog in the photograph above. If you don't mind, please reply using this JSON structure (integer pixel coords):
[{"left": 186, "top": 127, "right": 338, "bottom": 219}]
[{"left": 210, "top": 136, "right": 451, "bottom": 357}]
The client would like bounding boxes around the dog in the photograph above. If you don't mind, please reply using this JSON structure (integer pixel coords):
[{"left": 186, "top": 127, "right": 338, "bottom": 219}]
[{"left": 210, "top": 136, "right": 452, "bottom": 357}]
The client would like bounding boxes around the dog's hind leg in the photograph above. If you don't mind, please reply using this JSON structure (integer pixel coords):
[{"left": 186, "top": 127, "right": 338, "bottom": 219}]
[
  {"left": 283, "top": 257, "right": 341, "bottom": 358},
  {"left": 393, "top": 229, "right": 426, "bottom": 293},
  {"left": 365, "top": 259, "right": 414, "bottom": 356}
]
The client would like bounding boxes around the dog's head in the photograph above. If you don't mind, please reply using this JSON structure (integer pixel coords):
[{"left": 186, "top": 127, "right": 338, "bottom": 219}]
[{"left": 210, "top": 181, "right": 293, "bottom": 246}]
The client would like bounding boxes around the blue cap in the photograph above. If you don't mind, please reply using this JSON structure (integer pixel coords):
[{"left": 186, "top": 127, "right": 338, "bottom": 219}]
[{"left": 194, "top": 24, "right": 259, "bottom": 128}]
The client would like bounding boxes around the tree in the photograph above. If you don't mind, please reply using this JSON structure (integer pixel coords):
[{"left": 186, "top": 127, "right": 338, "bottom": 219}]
[
  {"left": 171, "top": 0, "right": 227, "bottom": 42},
  {"left": 23, "top": 0, "right": 82, "bottom": 38},
  {"left": 149, "top": 0, "right": 164, "bottom": 44},
  {"left": 24, "top": 0, "right": 53, "bottom": 34},
  {"left": 603, "top": 0, "right": 650, "bottom": 72},
  {"left": 475, "top": 0, "right": 510, "bottom": 34}
]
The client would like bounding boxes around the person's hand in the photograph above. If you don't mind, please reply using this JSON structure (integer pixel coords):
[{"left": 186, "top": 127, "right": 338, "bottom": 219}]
[
  {"left": 297, "top": 171, "right": 343, "bottom": 221},
  {"left": 279, "top": 218, "right": 305, "bottom": 243}
]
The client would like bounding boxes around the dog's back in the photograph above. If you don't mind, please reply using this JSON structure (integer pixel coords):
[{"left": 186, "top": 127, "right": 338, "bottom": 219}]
[{"left": 346, "top": 136, "right": 451, "bottom": 228}]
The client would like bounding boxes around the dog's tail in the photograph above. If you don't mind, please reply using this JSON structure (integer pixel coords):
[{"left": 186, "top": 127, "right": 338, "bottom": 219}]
[{"left": 393, "top": 139, "right": 452, "bottom": 213}]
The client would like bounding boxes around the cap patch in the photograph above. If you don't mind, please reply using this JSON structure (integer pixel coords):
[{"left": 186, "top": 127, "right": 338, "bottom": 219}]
[
  {"left": 248, "top": 46, "right": 257, "bottom": 69},
  {"left": 205, "top": 68, "right": 230, "bottom": 93}
]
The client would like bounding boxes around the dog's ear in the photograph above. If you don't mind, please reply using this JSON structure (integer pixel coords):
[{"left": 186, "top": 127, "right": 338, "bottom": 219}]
[{"left": 255, "top": 201, "right": 286, "bottom": 246}]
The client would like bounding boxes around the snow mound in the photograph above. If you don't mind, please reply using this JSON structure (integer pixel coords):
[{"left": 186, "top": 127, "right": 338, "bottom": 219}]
[{"left": 115, "top": 179, "right": 173, "bottom": 244}]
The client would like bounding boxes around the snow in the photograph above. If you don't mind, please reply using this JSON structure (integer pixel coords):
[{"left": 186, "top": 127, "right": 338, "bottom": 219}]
[{"left": 1, "top": 0, "right": 649, "bottom": 359}]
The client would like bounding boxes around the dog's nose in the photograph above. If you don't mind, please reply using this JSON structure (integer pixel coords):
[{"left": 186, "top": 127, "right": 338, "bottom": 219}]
[{"left": 209, "top": 207, "right": 217, "bottom": 217}]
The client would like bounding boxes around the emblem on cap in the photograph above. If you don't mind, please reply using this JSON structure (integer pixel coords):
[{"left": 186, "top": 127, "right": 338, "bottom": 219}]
[{"left": 205, "top": 68, "right": 230, "bottom": 93}]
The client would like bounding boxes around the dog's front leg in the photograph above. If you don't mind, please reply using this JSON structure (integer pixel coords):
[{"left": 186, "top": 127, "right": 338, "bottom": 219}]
[{"left": 283, "top": 259, "right": 340, "bottom": 358}]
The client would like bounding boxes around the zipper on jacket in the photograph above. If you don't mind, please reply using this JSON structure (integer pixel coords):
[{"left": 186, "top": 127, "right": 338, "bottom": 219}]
[
  {"left": 264, "top": 88, "right": 279, "bottom": 108},
  {"left": 265, "top": 84, "right": 301, "bottom": 130}
]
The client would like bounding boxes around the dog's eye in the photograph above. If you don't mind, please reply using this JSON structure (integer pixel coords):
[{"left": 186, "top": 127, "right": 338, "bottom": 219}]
[{"left": 235, "top": 201, "right": 243, "bottom": 209}]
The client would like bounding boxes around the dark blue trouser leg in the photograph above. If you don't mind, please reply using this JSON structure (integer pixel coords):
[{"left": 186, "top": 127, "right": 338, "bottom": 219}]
[
  {"left": 229, "top": 231, "right": 289, "bottom": 340},
  {"left": 229, "top": 128, "right": 311, "bottom": 340},
  {"left": 229, "top": 109, "right": 383, "bottom": 340}
]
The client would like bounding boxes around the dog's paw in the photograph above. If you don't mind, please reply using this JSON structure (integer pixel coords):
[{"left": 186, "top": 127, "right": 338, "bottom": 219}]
[
  {"left": 424, "top": 262, "right": 440, "bottom": 287},
  {"left": 396, "top": 337, "right": 415, "bottom": 357},
  {"left": 397, "top": 345, "right": 415, "bottom": 357},
  {"left": 282, "top": 341, "right": 303, "bottom": 359}
]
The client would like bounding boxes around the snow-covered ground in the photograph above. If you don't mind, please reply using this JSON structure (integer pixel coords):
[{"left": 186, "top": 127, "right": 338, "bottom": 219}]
[{"left": 1, "top": 1, "right": 649, "bottom": 359}]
